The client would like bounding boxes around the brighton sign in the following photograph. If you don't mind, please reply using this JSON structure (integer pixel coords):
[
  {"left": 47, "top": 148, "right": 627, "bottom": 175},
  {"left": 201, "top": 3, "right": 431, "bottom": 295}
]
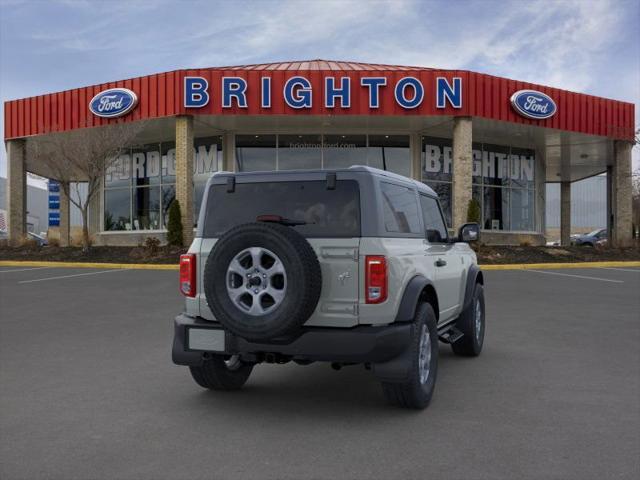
[
  {"left": 89, "top": 88, "right": 138, "bottom": 118},
  {"left": 510, "top": 89, "right": 557, "bottom": 120},
  {"left": 183, "top": 76, "right": 464, "bottom": 110}
]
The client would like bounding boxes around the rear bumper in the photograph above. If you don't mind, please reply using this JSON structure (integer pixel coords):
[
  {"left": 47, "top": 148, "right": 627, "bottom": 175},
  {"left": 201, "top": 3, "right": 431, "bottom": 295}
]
[{"left": 172, "top": 313, "right": 413, "bottom": 366}]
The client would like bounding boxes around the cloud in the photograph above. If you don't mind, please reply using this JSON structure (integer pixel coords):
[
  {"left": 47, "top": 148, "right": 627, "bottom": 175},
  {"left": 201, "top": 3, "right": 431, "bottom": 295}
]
[{"left": 1, "top": 0, "right": 638, "bottom": 176}]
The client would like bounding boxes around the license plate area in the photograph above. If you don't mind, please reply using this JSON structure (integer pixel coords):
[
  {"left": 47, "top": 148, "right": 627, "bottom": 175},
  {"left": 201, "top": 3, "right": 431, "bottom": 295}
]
[{"left": 187, "top": 328, "right": 226, "bottom": 352}]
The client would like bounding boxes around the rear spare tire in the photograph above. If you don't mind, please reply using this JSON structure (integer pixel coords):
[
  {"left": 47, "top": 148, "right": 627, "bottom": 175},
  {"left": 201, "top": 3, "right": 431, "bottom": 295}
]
[{"left": 204, "top": 222, "right": 322, "bottom": 341}]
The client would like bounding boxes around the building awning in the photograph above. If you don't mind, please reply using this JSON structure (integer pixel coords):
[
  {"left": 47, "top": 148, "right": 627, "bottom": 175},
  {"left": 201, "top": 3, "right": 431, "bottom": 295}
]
[{"left": 4, "top": 59, "right": 635, "bottom": 143}]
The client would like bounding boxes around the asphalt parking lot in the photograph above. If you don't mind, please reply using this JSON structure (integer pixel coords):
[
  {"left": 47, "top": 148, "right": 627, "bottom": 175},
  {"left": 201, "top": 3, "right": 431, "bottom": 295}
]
[{"left": 1, "top": 265, "right": 639, "bottom": 480}]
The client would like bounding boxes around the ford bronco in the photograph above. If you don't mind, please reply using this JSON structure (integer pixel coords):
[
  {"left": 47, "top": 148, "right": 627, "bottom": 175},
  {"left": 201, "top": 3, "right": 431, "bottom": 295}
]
[{"left": 172, "top": 166, "right": 485, "bottom": 409}]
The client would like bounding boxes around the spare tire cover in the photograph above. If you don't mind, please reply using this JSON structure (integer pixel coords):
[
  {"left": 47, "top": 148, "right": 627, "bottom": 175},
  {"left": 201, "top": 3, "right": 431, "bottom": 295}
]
[{"left": 204, "top": 222, "right": 322, "bottom": 341}]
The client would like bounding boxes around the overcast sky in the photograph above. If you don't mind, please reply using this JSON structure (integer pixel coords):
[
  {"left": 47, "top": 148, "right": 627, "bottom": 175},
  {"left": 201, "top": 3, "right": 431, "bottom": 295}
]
[{"left": 1, "top": 0, "right": 638, "bottom": 180}]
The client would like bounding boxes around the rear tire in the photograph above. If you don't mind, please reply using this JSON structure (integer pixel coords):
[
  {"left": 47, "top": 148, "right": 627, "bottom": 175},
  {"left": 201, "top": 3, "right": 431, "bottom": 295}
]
[
  {"left": 189, "top": 355, "right": 253, "bottom": 391},
  {"left": 381, "top": 303, "right": 439, "bottom": 409},
  {"left": 451, "top": 283, "right": 485, "bottom": 357}
]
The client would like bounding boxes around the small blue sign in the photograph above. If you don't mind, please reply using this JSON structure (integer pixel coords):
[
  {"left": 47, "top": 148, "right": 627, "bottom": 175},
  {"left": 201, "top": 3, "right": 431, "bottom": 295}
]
[
  {"left": 510, "top": 90, "right": 557, "bottom": 120},
  {"left": 48, "top": 212, "right": 60, "bottom": 227},
  {"left": 49, "top": 199, "right": 60, "bottom": 210},
  {"left": 48, "top": 181, "right": 60, "bottom": 193},
  {"left": 89, "top": 88, "right": 138, "bottom": 118}
]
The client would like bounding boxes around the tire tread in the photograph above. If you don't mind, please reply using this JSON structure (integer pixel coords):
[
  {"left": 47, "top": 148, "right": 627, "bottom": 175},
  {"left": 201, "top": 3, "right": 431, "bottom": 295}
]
[{"left": 189, "top": 357, "right": 253, "bottom": 391}]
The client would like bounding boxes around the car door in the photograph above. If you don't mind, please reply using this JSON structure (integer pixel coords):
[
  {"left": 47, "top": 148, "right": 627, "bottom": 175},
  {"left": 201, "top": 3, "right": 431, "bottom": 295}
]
[{"left": 419, "top": 194, "right": 463, "bottom": 322}]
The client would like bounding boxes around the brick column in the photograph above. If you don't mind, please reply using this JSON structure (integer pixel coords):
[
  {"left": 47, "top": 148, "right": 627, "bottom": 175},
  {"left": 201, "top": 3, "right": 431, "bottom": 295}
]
[
  {"left": 175, "top": 115, "right": 194, "bottom": 245},
  {"left": 59, "top": 182, "right": 70, "bottom": 247},
  {"left": 560, "top": 181, "right": 571, "bottom": 246},
  {"left": 6, "top": 139, "right": 27, "bottom": 245},
  {"left": 452, "top": 117, "right": 473, "bottom": 231},
  {"left": 222, "top": 133, "right": 236, "bottom": 172},
  {"left": 611, "top": 141, "right": 633, "bottom": 247}
]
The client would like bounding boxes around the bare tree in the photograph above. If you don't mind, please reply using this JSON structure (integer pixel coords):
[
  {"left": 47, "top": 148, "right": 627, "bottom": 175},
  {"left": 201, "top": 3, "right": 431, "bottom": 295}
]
[{"left": 27, "top": 122, "right": 143, "bottom": 251}]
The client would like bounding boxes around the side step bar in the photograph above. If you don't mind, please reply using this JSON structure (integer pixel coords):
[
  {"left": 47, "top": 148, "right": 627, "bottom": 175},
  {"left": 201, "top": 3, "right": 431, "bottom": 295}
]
[{"left": 438, "top": 326, "right": 464, "bottom": 344}]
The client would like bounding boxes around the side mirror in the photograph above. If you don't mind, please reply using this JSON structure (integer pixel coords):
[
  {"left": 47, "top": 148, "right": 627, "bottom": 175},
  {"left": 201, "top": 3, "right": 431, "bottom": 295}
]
[{"left": 458, "top": 223, "right": 480, "bottom": 243}]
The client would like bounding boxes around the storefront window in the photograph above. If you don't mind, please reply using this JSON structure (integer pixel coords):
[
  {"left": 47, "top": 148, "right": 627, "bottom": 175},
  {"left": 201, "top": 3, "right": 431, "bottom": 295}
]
[
  {"left": 133, "top": 186, "right": 160, "bottom": 230},
  {"left": 162, "top": 185, "right": 175, "bottom": 228},
  {"left": 104, "top": 188, "right": 131, "bottom": 231},
  {"left": 105, "top": 154, "right": 131, "bottom": 188},
  {"left": 103, "top": 136, "right": 221, "bottom": 232},
  {"left": 422, "top": 136, "right": 537, "bottom": 232},
  {"left": 422, "top": 137, "right": 452, "bottom": 183},
  {"left": 236, "top": 135, "right": 277, "bottom": 172},
  {"left": 368, "top": 135, "right": 411, "bottom": 178},
  {"left": 323, "top": 134, "right": 367, "bottom": 169},
  {"left": 472, "top": 185, "right": 482, "bottom": 221},
  {"left": 132, "top": 143, "right": 161, "bottom": 187},
  {"left": 484, "top": 186, "right": 508, "bottom": 230},
  {"left": 278, "top": 134, "right": 322, "bottom": 170},
  {"left": 161, "top": 142, "right": 176, "bottom": 184},
  {"left": 194, "top": 136, "right": 223, "bottom": 222},
  {"left": 482, "top": 143, "right": 510, "bottom": 187},
  {"left": 510, "top": 188, "right": 535, "bottom": 231},
  {"left": 509, "top": 147, "right": 535, "bottom": 189},
  {"left": 235, "top": 134, "right": 410, "bottom": 175}
]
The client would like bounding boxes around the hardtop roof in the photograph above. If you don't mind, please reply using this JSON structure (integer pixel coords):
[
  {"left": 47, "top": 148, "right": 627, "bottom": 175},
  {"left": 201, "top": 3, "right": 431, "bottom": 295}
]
[{"left": 209, "top": 165, "right": 437, "bottom": 196}]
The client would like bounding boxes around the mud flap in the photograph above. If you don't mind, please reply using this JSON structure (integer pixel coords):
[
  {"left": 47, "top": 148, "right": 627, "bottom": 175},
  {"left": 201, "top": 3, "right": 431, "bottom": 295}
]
[{"left": 371, "top": 322, "right": 416, "bottom": 383}]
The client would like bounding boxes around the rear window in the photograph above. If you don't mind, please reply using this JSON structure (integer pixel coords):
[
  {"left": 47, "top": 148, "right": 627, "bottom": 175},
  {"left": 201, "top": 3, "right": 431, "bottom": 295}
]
[{"left": 203, "top": 180, "right": 360, "bottom": 238}]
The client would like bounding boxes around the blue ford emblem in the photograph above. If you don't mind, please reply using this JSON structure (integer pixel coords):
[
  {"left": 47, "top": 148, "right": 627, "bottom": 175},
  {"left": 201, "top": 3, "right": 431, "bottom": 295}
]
[
  {"left": 510, "top": 89, "right": 556, "bottom": 120},
  {"left": 89, "top": 88, "right": 138, "bottom": 118}
]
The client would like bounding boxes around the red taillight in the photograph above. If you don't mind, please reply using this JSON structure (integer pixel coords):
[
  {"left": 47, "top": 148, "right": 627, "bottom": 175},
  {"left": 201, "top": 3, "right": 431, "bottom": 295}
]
[
  {"left": 365, "top": 255, "right": 387, "bottom": 304},
  {"left": 180, "top": 254, "right": 196, "bottom": 297}
]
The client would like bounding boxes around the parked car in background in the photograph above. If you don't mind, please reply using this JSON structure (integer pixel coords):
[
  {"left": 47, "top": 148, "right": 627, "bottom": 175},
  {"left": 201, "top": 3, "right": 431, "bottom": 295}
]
[
  {"left": 571, "top": 229, "right": 607, "bottom": 247},
  {"left": 27, "top": 231, "right": 48, "bottom": 246}
]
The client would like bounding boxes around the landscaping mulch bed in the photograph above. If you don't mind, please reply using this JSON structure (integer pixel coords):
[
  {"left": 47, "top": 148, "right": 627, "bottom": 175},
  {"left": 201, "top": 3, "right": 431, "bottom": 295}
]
[
  {"left": 0, "top": 244, "right": 638, "bottom": 266},
  {"left": 474, "top": 245, "right": 640, "bottom": 265}
]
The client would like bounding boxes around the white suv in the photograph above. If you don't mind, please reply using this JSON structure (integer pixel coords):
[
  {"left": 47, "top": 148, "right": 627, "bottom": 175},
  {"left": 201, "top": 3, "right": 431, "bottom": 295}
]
[{"left": 172, "top": 166, "right": 485, "bottom": 409}]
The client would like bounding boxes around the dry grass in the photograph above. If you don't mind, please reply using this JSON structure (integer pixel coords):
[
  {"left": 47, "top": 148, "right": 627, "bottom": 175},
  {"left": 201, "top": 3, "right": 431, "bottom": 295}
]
[
  {"left": 70, "top": 228, "right": 94, "bottom": 247},
  {"left": 17, "top": 237, "right": 40, "bottom": 249}
]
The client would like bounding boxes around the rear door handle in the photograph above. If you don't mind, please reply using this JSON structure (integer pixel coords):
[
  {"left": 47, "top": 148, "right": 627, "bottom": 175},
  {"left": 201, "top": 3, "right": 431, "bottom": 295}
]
[{"left": 435, "top": 258, "right": 447, "bottom": 267}]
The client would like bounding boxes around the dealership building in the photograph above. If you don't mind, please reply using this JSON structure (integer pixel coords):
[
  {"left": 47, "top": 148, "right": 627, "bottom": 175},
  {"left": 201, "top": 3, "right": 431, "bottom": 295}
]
[{"left": 3, "top": 60, "right": 635, "bottom": 246}]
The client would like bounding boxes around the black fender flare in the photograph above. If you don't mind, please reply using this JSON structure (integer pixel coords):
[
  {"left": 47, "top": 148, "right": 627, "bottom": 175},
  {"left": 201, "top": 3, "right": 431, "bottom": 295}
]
[
  {"left": 462, "top": 264, "right": 484, "bottom": 312},
  {"left": 394, "top": 275, "right": 435, "bottom": 323}
]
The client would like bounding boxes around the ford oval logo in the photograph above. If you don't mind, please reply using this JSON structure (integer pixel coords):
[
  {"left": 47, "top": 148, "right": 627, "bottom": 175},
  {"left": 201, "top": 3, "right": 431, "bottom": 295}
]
[
  {"left": 89, "top": 88, "right": 138, "bottom": 118},
  {"left": 510, "top": 89, "right": 556, "bottom": 120}
]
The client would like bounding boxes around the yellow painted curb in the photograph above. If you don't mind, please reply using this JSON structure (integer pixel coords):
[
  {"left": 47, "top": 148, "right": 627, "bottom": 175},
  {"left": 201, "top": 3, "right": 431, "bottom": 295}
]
[
  {"left": 480, "top": 261, "right": 640, "bottom": 270},
  {"left": 0, "top": 260, "right": 179, "bottom": 270}
]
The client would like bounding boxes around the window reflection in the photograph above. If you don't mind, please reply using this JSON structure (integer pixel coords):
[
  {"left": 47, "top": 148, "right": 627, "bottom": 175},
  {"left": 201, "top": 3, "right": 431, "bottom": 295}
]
[
  {"left": 323, "top": 134, "right": 367, "bottom": 169},
  {"left": 133, "top": 186, "right": 160, "bottom": 230},
  {"left": 236, "top": 135, "right": 277, "bottom": 172},
  {"left": 368, "top": 135, "right": 411, "bottom": 178},
  {"left": 104, "top": 188, "right": 131, "bottom": 231},
  {"left": 423, "top": 136, "right": 536, "bottom": 232},
  {"left": 103, "top": 137, "right": 221, "bottom": 232},
  {"left": 278, "top": 134, "right": 322, "bottom": 170}
]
